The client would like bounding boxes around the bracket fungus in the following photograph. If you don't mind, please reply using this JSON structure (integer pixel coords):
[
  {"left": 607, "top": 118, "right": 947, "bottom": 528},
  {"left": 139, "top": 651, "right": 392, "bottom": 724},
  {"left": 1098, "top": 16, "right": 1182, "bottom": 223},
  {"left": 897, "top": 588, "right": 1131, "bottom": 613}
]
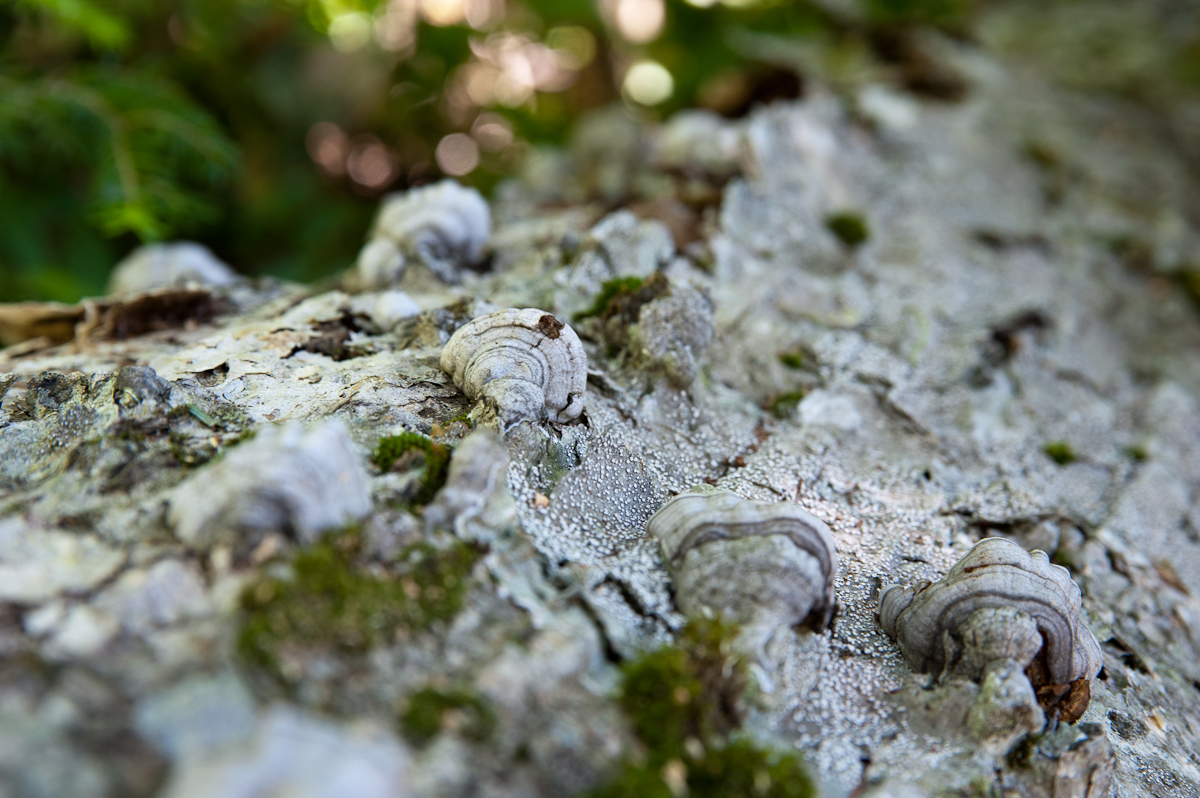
[
  {"left": 440, "top": 308, "right": 587, "bottom": 429},
  {"left": 107, "top": 242, "right": 240, "bottom": 296},
  {"left": 354, "top": 179, "right": 490, "bottom": 286},
  {"left": 878, "top": 537, "right": 1103, "bottom": 722},
  {"left": 646, "top": 489, "right": 839, "bottom": 634}
]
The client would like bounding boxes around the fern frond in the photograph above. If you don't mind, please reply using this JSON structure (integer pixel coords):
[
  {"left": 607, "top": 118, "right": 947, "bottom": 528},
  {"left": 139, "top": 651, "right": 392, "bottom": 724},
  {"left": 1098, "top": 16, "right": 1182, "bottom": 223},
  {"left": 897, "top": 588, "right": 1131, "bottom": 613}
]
[
  {"left": 12, "top": 0, "right": 131, "bottom": 51},
  {"left": 0, "top": 68, "right": 240, "bottom": 241}
]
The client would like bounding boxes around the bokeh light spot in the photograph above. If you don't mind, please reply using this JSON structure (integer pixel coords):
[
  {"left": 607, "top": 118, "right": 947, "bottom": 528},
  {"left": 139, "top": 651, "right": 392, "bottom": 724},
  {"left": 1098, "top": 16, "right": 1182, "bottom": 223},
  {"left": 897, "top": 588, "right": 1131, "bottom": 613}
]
[
  {"left": 463, "top": 62, "right": 500, "bottom": 105},
  {"left": 420, "top": 0, "right": 466, "bottom": 26},
  {"left": 374, "top": 0, "right": 417, "bottom": 53},
  {"left": 494, "top": 71, "right": 533, "bottom": 106},
  {"left": 546, "top": 26, "right": 597, "bottom": 71},
  {"left": 435, "top": 133, "right": 480, "bottom": 176},
  {"left": 306, "top": 122, "right": 348, "bottom": 177},
  {"left": 623, "top": 60, "right": 674, "bottom": 105},
  {"left": 615, "top": 0, "right": 665, "bottom": 44},
  {"left": 464, "top": 0, "right": 504, "bottom": 30},
  {"left": 347, "top": 136, "right": 396, "bottom": 189},
  {"left": 472, "top": 113, "right": 514, "bottom": 152},
  {"left": 328, "top": 12, "right": 372, "bottom": 52}
]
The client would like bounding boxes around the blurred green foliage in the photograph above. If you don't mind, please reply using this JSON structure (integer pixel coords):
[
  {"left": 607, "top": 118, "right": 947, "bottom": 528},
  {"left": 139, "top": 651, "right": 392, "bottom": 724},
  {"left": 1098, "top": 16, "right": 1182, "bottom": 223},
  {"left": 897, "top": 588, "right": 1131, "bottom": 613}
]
[
  {"left": 2, "top": 0, "right": 378, "bottom": 301},
  {"left": 0, "top": 0, "right": 974, "bottom": 303},
  {"left": 4, "top": 0, "right": 1192, "bottom": 304}
]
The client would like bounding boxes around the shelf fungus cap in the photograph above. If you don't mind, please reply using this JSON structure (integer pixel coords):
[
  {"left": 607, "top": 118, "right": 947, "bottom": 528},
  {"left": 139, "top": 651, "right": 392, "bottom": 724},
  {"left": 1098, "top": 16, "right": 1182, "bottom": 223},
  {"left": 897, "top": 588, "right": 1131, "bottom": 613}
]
[
  {"left": 878, "top": 537, "right": 1103, "bottom": 689},
  {"left": 107, "top": 242, "right": 239, "bottom": 296},
  {"left": 355, "top": 179, "right": 490, "bottom": 286},
  {"left": 440, "top": 308, "right": 586, "bottom": 428},
  {"left": 646, "top": 490, "right": 839, "bottom": 632}
]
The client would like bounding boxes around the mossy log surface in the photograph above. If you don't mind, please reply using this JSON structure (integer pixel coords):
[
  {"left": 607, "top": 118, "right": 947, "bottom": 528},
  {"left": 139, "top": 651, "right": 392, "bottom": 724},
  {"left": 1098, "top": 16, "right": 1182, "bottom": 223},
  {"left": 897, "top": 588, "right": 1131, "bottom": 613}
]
[{"left": 4, "top": 26, "right": 1200, "bottom": 798}]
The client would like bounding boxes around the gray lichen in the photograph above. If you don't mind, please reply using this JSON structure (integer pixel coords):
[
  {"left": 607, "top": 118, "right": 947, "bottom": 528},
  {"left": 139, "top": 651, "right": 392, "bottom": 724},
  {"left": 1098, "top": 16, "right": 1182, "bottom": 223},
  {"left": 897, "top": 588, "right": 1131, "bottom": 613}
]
[
  {"left": 424, "top": 429, "right": 515, "bottom": 543},
  {"left": 168, "top": 420, "right": 371, "bottom": 553},
  {"left": 629, "top": 278, "right": 715, "bottom": 386}
]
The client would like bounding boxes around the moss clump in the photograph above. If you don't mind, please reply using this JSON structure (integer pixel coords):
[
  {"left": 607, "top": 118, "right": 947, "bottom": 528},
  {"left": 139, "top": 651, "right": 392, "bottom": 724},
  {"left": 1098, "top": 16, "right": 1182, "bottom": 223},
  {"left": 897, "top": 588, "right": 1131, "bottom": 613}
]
[
  {"left": 825, "top": 212, "right": 870, "bottom": 248},
  {"left": 619, "top": 619, "right": 746, "bottom": 758},
  {"left": 443, "top": 412, "right": 475, "bottom": 429},
  {"left": 237, "top": 529, "right": 479, "bottom": 688},
  {"left": 1123, "top": 444, "right": 1148, "bottom": 462},
  {"left": 576, "top": 276, "right": 647, "bottom": 320},
  {"left": 1042, "top": 441, "right": 1076, "bottom": 465},
  {"left": 1022, "top": 140, "right": 1061, "bottom": 170},
  {"left": 373, "top": 432, "right": 451, "bottom": 506},
  {"left": 1108, "top": 236, "right": 1154, "bottom": 273},
  {"left": 587, "top": 620, "right": 814, "bottom": 798},
  {"left": 168, "top": 430, "right": 217, "bottom": 467},
  {"left": 768, "top": 390, "right": 806, "bottom": 419},
  {"left": 401, "top": 686, "right": 496, "bottom": 745},
  {"left": 1005, "top": 730, "right": 1044, "bottom": 769},
  {"left": 778, "top": 350, "right": 805, "bottom": 370},
  {"left": 1176, "top": 266, "right": 1200, "bottom": 312},
  {"left": 169, "top": 399, "right": 248, "bottom": 431},
  {"left": 1049, "top": 549, "right": 1078, "bottom": 571},
  {"left": 687, "top": 741, "right": 814, "bottom": 796}
]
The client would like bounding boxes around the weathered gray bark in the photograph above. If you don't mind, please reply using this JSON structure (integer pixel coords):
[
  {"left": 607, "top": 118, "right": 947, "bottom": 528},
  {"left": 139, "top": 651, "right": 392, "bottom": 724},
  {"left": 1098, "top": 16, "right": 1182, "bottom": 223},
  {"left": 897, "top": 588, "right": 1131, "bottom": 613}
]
[{"left": 2, "top": 23, "right": 1200, "bottom": 798}]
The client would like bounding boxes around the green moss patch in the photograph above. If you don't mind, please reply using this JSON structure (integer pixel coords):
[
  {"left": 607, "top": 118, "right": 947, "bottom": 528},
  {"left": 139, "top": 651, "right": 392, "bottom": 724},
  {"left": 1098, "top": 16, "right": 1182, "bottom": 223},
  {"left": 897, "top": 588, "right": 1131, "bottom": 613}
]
[
  {"left": 168, "top": 430, "right": 219, "bottom": 468},
  {"left": 1176, "top": 266, "right": 1200, "bottom": 313},
  {"left": 767, "top": 390, "right": 806, "bottom": 419},
  {"left": 1108, "top": 236, "right": 1154, "bottom": 273},
  {"left": 825, "top": 212, "right": 870, "bottom": 248},
  {"left": 778, "top": 350, "right": 805, "bottom": 370},
  {"left": 401, "top": 686, "right": 496, "bottom": 745},
  {"left": 576, "top": 276, "right": 647, "bottom": 320},
  {"left": 587, "top": 620, "right": 814, "bottom": 798},
  {"left": 442, "top": 412, "right": 475, "bottom": 429},
  {"left": 1123, "top": 444, "right": 1148, "bottom": 462},
  {"left": 373, "top": 432, "right": 451, "bottom": 506},
  {"left": 575, "top": 273, "right": 675, "bottom": 359},
  {"left": 1042, "top": 441, "right": 1076, "bottom": 465},
  {"left": 237, "top": 529, "right": 479, "bottom": 689},
  {"left": 619, "top": 619, "right": 746, "bottom": 758},
  {"left": 1022, "top": 140, "right": 1061, "bottom": 170}
]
